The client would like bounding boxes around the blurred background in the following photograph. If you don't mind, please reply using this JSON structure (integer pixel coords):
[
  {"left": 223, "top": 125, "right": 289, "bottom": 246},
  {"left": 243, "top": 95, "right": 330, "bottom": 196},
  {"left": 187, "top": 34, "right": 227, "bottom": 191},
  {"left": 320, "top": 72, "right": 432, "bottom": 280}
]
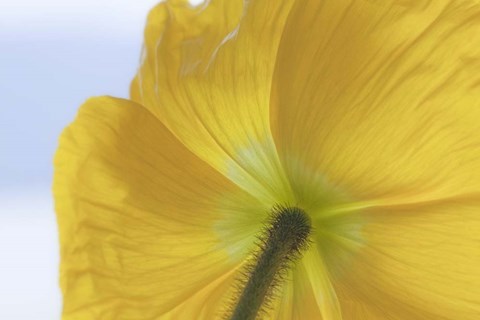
[{"left": 0, "top": 0, "right": 202, "bottom": 318}]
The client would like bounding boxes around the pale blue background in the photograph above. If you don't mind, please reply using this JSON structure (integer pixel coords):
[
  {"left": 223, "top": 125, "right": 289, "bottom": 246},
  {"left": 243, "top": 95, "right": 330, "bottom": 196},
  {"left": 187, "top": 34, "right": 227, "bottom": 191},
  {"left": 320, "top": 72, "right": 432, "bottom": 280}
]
[{"left": 0, "top": 1, "right": 202, "bottom": 318}]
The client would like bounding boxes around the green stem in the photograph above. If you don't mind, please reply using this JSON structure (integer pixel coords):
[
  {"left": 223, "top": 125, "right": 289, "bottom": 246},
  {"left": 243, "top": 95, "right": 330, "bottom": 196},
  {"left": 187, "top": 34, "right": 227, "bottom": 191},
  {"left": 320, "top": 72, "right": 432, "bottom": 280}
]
[{"left": 229, "top": 207, "right": 311, "bottom": 320}]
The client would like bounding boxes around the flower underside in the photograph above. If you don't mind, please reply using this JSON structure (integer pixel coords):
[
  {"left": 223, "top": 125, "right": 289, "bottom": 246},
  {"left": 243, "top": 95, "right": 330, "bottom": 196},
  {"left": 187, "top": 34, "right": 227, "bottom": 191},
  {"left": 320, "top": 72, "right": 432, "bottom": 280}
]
[{"left": 54, "top": 0, "right": 480, "bottom": 319}]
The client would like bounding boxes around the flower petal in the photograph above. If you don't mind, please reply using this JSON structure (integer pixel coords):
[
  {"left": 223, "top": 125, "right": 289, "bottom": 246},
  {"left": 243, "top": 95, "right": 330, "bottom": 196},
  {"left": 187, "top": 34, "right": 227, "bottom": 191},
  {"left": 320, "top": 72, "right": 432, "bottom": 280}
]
[
  {"left": 131, "top": 0, "right": 296, "bottom": 204},
  {"left": 303, "top": 244, "right": 343, "bottom": 320},
  {"left": 53, "top": 97, "right": 259, "bottom": 319},
  {"left": 271, "top": 0, "right": 480, "bottom": 206},
  {"left": 266, "top": 262, "right": 323, "bottom": 320},
  {"left": 334, "top": 199, "right": 480, "bottom": 319}
]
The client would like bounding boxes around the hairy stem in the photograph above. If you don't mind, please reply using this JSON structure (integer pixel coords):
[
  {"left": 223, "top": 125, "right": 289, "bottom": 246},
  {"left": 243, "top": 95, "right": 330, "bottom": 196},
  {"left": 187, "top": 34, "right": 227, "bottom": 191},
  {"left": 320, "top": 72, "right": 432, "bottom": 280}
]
[{"left": 229, "top": 207, "right": 311, "bottom": 320}]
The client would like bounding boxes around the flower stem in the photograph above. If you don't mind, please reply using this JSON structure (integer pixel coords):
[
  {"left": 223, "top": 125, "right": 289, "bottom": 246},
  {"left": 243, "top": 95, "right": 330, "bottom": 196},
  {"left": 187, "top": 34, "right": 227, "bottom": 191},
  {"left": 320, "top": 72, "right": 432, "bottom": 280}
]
[{"left": 229, "top": 207, "right": 311, "bottom": 320}]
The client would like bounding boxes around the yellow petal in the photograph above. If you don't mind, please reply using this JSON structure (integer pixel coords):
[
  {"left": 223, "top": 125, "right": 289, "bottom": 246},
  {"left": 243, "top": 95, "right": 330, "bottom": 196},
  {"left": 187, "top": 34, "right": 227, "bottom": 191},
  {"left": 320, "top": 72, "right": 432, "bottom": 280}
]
[
  {"left": 303, "top": 245, "right": 343, "bottom": 320},
  {"left": 265, "top": 261, "right": 323, "bottom": 320},
  {"left": 160, "top": 265, "right": 241, "bottom": 319},
  {"left": 271, "top": 0, "right": 480, "bottom": 206},
  {"left": 249, "top": 232, "right": 349, "bottom": 320},
  {"left": 335, "top": 198, "right": 480, "bottom": 319},
  {"left": 270, "top": 1, "right": 480, "bottom": 318},
  {"left": 131, "top": 0, "right": 296, "bottom": 204},
  {"left": 53, "top": 96, "right": 261, "bottom": 319}
]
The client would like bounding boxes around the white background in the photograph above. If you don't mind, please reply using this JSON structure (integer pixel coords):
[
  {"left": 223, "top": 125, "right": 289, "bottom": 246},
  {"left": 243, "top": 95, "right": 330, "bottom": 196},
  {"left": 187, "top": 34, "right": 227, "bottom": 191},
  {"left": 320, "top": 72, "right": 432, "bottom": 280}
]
[{"left": 0, "top": 0, "right": 203, "bottom": 318}]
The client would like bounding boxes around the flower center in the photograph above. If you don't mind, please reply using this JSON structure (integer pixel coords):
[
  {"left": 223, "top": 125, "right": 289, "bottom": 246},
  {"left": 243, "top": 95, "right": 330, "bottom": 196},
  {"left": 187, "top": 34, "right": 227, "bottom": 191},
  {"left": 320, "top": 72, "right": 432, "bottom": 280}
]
[{"left": 229, "top": 206, "right": 311, "bottom": 320}]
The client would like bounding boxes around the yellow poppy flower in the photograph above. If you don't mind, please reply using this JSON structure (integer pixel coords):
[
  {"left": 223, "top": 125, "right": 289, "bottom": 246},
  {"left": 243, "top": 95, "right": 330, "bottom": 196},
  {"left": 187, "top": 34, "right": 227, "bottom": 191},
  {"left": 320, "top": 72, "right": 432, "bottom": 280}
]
[{"left": 54, "top": 0, "right": 480, "bottom": 319}]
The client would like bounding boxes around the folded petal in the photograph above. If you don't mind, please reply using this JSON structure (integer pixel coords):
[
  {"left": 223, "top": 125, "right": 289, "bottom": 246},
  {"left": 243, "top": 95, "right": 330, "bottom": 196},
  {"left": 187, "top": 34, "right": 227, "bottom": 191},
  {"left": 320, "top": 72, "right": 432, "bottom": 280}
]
[
  {"left": 265, "top": 261, "right": 323, "bottom": 320},
  {"left": 53, "top": 97, "right": 263, "bottom": 319},
  {"left": 271, "top": 0, "right": 480, "bottom": 207},
  {"left": 334, "top": 198, "right": 480, "bottom": 319},
  {"left": 131, "top": 0, "right": 296, "bottom": 204},
  {"left": 303, "top": 245, "right": 343, "bottom": 320}
]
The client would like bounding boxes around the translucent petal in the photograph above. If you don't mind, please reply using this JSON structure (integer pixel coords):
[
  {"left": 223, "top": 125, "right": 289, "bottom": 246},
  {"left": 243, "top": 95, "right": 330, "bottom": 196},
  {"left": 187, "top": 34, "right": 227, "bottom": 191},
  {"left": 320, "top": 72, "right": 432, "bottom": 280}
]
[
  {"left": 271, "top": 0, "right": 480, "bottom": 207},
  {"left": 131, "top": 0, "right": 296, "bottom": 204},
  {"left": 334, "top": 198, "right": 480, "bottom": 319},
  {"left": 268, "top": 262, "right": 323, "bottom": 320},
  {"left": 270, "top": 1, "right": 480, "bottom": 318},
  {"left": 53, "top": 97, "right": 262, "bottom": 319},
  {"left": 160, "top": 265, "right": 241, "bottom": 319},
  {"left": 303, "top": 245, "right": 343, "bottom": 320}
]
